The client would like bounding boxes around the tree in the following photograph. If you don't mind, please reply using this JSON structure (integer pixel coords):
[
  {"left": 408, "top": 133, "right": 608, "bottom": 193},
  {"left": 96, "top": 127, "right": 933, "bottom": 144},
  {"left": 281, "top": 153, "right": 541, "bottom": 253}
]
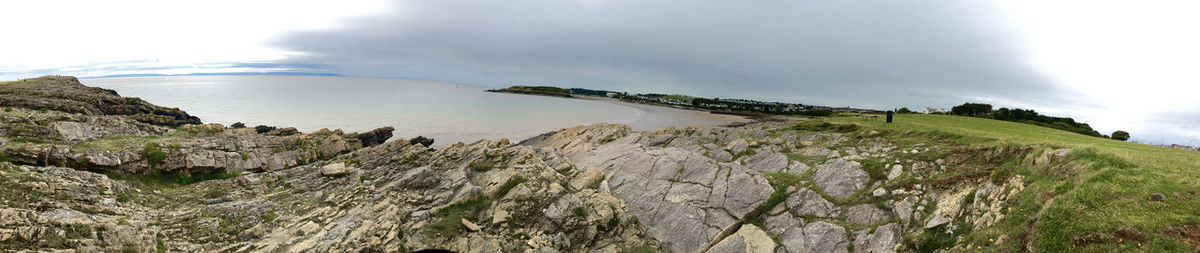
[
  {"left": 950, "top": 103, "right": 993, "bottom": 117},
  {"left": 896, "top": 107, "right": 913, "bottom": 114},
  {"left": 1111, "top": 130, "right": 1130, "bottom": 141}
]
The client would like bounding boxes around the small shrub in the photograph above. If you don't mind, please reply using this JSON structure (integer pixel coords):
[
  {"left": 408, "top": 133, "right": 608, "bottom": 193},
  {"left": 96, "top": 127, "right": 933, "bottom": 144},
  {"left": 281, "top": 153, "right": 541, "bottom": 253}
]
[
  {"left": 142, "top": 143, "right": 167, "bottom": 166},
  {"left": 469, "top": 161, "right": 494, "bottom": 172},
  {"left": 262, "top": 210, "right": 279, "bottom": 223}
]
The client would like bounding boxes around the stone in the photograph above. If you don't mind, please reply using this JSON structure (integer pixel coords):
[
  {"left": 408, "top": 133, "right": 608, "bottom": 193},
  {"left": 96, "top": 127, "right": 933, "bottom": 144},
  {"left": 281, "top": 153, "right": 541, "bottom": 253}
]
[
  {"left": 408, "top": 136, "right": 435, "bottom": 147},
  {"left": 397, "top": 166, "right": 438, "bottom": 189},
  {"left": 709, "top": 225, "right": 776, "bottom": 253},
  {"left": 778, "top": 221, "right": 848, "bottom": 253},
  {"left": 893, "top": 197, "right": 917, "bottom": 225},
  {"left": 872, "top": 188, "right": 887, "bottom": 197},
  {"left": 853, "top": 223, "right": 901, "bottom": 253},
  {"left": 461, "top": 218, "right": 481, "bottom": 232},
  {"left": 845, "top": 204, "right": 893, "bottom": 226},
  {"left": 744, "top": 152, "right": 789, "bottom": 173},
  {"left": 925, "top": 214, "right": 951, "bottom": 229},
  {"left": 351, "top": 126, "right": 394, "bottom": 147},
  {"left": 813, "top": 159, "right": 869, "bottom": 198},
  {"left": 787, "top": 161, "right": 812, "bottom": 174},
  {"left": 320, "top": 163, "right": 351, "bottom": 177},
  {"left": 787, "top": 188, "right": 841, "bottom": 218},
  {"left": 887, "top": 164, "right": 903, "bottom": 180},
  {"left": 727, "top": 139, "right": 750, "bottom": 155}
]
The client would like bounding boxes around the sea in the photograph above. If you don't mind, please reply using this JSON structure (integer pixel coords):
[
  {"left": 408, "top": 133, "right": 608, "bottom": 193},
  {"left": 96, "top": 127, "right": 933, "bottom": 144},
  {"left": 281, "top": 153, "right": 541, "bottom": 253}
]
[{"left": 83, "top": 75, "right": 748, "bottom": 146}]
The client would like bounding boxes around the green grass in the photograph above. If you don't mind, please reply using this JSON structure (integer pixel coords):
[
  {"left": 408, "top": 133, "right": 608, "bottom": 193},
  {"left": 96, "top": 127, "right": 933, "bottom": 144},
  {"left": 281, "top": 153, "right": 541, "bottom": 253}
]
[
  {"left": 821, "top": 113, "right": 1200, "bottom": 251},
  {"left": 660, "top": 94, "right": 694, "bottom": 102},
  {"left": 427, "top": 196, "right": 492, "bottom": 237},
  {"left": 495, "top": 176, "right": 526, "bottom": 198}
]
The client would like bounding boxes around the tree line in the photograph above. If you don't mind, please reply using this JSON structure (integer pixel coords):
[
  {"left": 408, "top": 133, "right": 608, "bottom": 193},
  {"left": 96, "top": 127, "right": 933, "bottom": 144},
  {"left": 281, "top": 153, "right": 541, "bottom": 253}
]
[{"left": 947, "top": 103, "right": 1130, "bottom": 141}]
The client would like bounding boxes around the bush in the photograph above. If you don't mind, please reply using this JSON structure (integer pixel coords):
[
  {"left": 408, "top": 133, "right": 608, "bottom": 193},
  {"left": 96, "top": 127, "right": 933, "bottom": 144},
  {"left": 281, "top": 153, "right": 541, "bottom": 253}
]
[
  {"left": 1110, "top": 130, "right": 1130, "bottom": 141},
  {"left": 142, "top": 143, "right": 167, "bottom": 165}
]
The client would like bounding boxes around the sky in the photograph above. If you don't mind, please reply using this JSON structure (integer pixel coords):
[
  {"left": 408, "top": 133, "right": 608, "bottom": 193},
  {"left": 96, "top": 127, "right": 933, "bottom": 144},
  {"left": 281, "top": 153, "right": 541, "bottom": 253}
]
[{"left": 1, "top": 0, "right": 1197, "bottom": 145}]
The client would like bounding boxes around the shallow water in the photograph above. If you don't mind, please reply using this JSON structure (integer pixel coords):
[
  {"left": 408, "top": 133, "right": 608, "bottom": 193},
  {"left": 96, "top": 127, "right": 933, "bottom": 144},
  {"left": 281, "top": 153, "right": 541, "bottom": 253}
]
[{"left": 84, "top": 75, "right": 747, "bottom": 146}]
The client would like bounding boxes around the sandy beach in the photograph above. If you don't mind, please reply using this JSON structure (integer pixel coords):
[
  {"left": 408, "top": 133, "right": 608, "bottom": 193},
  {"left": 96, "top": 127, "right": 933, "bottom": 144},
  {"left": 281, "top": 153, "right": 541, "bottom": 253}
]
[{"left": 580, "top": 96, "right": 756, "bottom": 131}]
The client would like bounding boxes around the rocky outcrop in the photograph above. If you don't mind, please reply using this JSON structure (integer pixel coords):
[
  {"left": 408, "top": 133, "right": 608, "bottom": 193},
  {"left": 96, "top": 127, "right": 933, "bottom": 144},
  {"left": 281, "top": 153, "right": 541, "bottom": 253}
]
[
  {"left": 0, "top": 138, "right": 656, "bottom": 252},
  {"left": 0, "top": 76, "right": 200, "bottom": 127},
  {"left": 0, "top": 77, "right": 1059, "bottom": 252},
  {"left": 530, "top": 124, "right": 775, "bottom": 253},
  {"left": 0, "top": 78, "right": 395, "bottom": 175}
]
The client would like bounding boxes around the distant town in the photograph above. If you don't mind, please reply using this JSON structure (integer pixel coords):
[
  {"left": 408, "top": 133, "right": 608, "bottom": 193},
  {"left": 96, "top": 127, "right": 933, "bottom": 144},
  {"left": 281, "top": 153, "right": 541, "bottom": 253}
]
[{"left": 488, "top": 85, "right": 886, "bottom": 116}]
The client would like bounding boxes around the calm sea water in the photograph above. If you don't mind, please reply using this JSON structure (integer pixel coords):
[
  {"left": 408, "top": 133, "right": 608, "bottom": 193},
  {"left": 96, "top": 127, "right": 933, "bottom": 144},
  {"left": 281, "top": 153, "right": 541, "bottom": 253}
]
[{"left": 84, "top": 75, "right": 741, "bottom": 146}]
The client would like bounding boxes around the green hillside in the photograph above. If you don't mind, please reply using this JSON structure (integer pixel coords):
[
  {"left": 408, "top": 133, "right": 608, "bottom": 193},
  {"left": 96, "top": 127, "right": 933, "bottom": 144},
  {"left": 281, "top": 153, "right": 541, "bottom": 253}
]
[{"left": 825, "top": 113, "right": 1200, "bottom": 252}]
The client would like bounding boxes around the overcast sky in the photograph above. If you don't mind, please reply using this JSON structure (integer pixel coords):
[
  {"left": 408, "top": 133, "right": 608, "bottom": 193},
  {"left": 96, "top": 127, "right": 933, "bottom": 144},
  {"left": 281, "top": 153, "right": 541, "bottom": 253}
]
[{"left": 1, "top": 0, "right": 1197, "bottom": 145}]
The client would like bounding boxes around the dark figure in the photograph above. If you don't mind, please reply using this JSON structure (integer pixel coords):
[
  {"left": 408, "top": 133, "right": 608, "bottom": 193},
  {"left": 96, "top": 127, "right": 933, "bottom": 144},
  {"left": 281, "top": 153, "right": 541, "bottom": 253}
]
[{"left": 886, "top": 111, "right": 894, "bottom": 123}]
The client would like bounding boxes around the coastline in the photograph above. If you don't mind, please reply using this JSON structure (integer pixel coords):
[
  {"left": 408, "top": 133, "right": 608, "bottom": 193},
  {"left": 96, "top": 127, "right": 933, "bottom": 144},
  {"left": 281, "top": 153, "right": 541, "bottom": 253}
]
[{"left": 498, "top": 91, "right": 763, "bottom": 129}]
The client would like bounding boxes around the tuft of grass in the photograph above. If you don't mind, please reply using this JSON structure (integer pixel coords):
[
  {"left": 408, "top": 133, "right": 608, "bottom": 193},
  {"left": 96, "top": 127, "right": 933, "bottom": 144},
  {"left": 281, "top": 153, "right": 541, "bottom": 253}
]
[
  {"left": 495, "top": 176, "right": 526, "bottom": 198},
  {"left": 262, "top": 210, "right": 279, "bottom": 223},
  {"left": 427, "top": 196, "right": 492, "bottom": 237}
]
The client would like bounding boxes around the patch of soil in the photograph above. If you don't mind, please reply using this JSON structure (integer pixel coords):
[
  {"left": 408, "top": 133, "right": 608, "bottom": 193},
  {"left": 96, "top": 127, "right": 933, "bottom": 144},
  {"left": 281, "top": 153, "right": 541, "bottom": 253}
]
[
  {"left": 1036, "top": 192, "right": 1057, "bottom": 205},
  {"left": 924, "top": 172, "right": 991, "bottom": 190},
  {"left": 1071, "top": 228, "right": 1148, "bottom": 249},
  {"left": 1163, "top": 225, "right": 1200, "bottom": 251}
]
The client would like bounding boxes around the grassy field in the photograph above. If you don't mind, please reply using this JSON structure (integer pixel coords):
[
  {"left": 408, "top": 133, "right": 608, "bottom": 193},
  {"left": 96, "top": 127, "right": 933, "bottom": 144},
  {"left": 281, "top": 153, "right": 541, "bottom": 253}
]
[{"left": 824, "top": 113, "right": 1200, "bottom": 252}]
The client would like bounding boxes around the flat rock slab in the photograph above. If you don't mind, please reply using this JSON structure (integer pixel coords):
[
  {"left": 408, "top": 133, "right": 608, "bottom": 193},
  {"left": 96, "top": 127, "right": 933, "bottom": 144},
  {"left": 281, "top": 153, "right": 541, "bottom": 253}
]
[{"left": 813, "top": 159, "right": 868, "bottom": 198}]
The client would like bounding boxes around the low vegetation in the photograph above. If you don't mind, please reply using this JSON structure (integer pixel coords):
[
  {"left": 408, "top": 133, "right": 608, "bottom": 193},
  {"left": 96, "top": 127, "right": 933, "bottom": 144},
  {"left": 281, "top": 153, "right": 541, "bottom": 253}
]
[{"left": 824, "top": 113, "right": 1200, "bottom": 251}]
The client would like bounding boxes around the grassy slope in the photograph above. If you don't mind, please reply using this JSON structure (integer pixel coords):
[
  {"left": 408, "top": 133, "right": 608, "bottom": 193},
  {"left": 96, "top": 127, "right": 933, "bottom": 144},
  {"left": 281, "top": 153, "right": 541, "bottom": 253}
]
[{"left": 826, "top": 114, "right": 1200, "bottom": 252}]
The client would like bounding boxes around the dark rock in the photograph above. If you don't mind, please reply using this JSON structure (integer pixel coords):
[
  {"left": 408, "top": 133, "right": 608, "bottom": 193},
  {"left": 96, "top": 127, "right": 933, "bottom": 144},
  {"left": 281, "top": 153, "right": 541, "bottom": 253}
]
[
  {"left": 1150, "top": 193, "right": 1165, "bottom": 202},
  {"left": 203, "top": 197, "right": 232, "bottom": 205},
  {"left": 409, "top": 136, "right": 435, "bottom": 147},
  {"left": 254, "top": 125, "right": 277, "bottom": 134},
  {"left": 352, "top": 126, "right": 394, "bottom": 147},
  {"left": 265, "top": 127, "right": 299, "bottom": 136},
  {"left": 231, "top": 122, "right": 246, "bottom": 129}
]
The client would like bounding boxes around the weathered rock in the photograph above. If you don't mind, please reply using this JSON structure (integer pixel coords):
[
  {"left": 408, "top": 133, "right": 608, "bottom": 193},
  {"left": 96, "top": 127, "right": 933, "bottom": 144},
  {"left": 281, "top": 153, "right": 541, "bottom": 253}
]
[
  {"left": 0, "top": 75, "right": 201, "bottom": 127},
  {"left": 925, "top": 214, "right": 951, "bottom": 229},
  {"left": 813, "top": 159, "right": 868, "bottom": 198},
  {"left": 786, "top": 188, "right": 841, "bottom": 218},
  {"left": 727, "top": 139, "right": 750, "bottom": 155},
  {"left": 853, "top": 223, "right": 901, "bottom": 253},
  {"left": 409, "top": 136, "right": 435, "bottom": 147},
  {"left": 254, "top": 125, "right": 276, "bottom": 133},
  {"left": 708, "top": 225, "right": 776, "bottom": 253},
  {"left": 264, "top": 127, "right": 299, "bottom": 136},
  {"left": 320, "top": 162, "right": 351, "bottom": 176},
  {"left": 778, "top": 221, "right": 849, "bottom": 253},
  {"left": 350, "top": 126, "right": 395, "bottom": 147},
  {"left": 887, "top": 164, "right": 903, "bottom": 180},
  {"left": 462, "top": 218, "right": 481, "bottom": 232},
  {"left": 846, "top": 204, "right": 894, "bottom": 226}
]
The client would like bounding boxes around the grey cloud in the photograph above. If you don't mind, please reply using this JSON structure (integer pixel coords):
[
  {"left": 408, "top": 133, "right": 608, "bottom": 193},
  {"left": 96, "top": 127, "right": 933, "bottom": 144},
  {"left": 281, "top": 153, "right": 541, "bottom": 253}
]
[{"left": 272, "top": 0, "right": 1067, "bottom": 110}]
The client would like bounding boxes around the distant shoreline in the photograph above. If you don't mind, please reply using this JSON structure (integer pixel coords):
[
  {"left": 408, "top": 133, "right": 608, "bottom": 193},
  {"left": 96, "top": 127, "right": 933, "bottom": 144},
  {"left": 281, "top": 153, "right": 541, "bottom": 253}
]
[{"left": 488, "top": 89, "right": 762, "bottom": 127}]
